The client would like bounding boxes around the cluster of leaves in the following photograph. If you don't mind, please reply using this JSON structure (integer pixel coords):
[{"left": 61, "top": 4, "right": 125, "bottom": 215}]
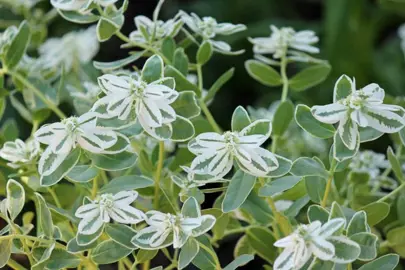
[{"left": 0, "top": 0, "right": 404, "bottom": 270}]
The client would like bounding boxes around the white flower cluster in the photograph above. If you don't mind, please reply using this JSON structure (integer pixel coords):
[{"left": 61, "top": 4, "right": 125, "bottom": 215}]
[
  {"left": 250, "top": 25, "right": 319, "bottom": 59},
  {"left": 349, "top": 150, "right": 389, "bottom": 179},
  {"left": 274, "top": 218, "right": 359, "bottom": 269},
  {"left": 312, "top": 75, "right": 405, "bottom": 150},
  {"left": 0, "top": 139, "right": 40, "bottom": 169},
  {"left": 37, "top": 25, "right": 99, "bottom": 73},
  {"left": 188, "top": 120, "right": 278, "bottom": 178}
]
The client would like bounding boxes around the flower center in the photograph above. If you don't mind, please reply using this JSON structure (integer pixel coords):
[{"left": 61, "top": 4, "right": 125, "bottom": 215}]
[
  {"left": 130, "top": 79, "right": 148, "bottom": 98},
  {"left": 223, "top": 131, "right": 239, "bottom": 152},
  {"left": 200, "top": 17, "right": 217, "bottom": 38},
  {"left": 62, "top": 117, "right": 80, "bottom": 134},
  {"left": 166, "top": 213, "right": 184, "bottom": 228},
  {"left": 98, "top": 194, "right": 115, "bottom": 209}
]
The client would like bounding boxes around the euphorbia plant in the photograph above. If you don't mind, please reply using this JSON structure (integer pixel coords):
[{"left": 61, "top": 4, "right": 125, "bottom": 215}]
[{"left": 0, "top": 0, "right": 404, "bottom": 269}]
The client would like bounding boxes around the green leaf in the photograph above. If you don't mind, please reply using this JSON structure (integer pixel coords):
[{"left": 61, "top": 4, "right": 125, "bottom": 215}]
[
  {"left": 245, "top": 60, "right": 282, "bottom": 86},
  {"left": 67, "top": 237, "right": 98, "bottom": 254},
  {"left": 358, "top": 254, "right": 399, "bottom": 270},
  {"left": 234, "top": 235, "right": 254, "bottom": 258},
  {"left": 231, "top": 106, "right": 251, "bottom": 132},
  {"left": 179, "top": 238, "right": 200, "bottom": 269},
  {"left": 289, "top": 63, "right": 331, "bottom": 92},
  {"left": 197, "top": 41, "right": 213, "bottom": 65},
  {"left": 0, "top": 97, "right": 6, "bottom": 121},
  {"left": 192, "top": 235, "right": 217, "bottom": 270},
  {"left": 305, "top": 176, "right": 326, "bottom": 203},
  {"left": 105, "top": 224, "right": 137, "bottom": 249},
  {"left": 204, "top": 68, "right": 234, "bottom": 103},
  {"left": 32, "top": 248, "right": 80, "bottom": 269},
  {"left": 222, "top": 170, "right": 256, "bottom": 213},
  {"left": 387, "top": 146, "right": 404, "bottom": 182},
  {"left": 266, "top": 155, "right": 292, "bottom": 178},
  {"left": 89, "top": 151, "right": 137, "bottom": 171},
  {"left": 164, "top": 65, "right": 200, "bottom": 93},
  {"left": 290, "top": 157, "right": 328, "bottom": 179},
  {"left": 284, "top": 195, "right": 310, "bottom": 217},
  {"left": 66, "top": 165, "right": 99, "bottom": 183},
  {"left": 76, "top": 225, "right": 103, "bottom": 246},
  {"left": 347, "top": 211, "right": 369, "bottom": 236},
  {"left": 246, "top": 227, "right": 276, "bottom": 263},
  {"left": 272, "top": 100, "right": 294, "bottom": 136},
  {"left": 99, "top": 175, "right": 154, "bottom": 194},
  {"left": 41, "top": 148, "right": 81, "bottom": 186},
  {"left": 259, "top": 176, "right": 301, "bottom": 197},
  {"left": 329, "top": 201, "right": 345, "bottom": 221},
  {"left": 6, "top": 179, "right": 25, "bottom": 221},
  {"left": 32, "top": 243, "right": 55, "bottom": 270},
  {"left": 57, "top": 10, "right": 99, "bottom": 24},
  {"left": 136, "top": 249, "right": 158, "bottom": 264},
  {"left": 295, "top": 104, "right": 336, "bottom": 139},
  {"left": 93, "top": 51, "right": 145, "bottom": 70},
  {"left": 173, "top": 48, "right": 189, "bottom": 76},
  {"left": 0, "top": 240, "right": 11, "bottom": 268},
  {"left": 359, "top": 126, "right": 383, "bottom": 142},
  {"left": 387, "top": 226, "right": 405, "bottom": 257},
  {"left": 142, "top": 55, "right": 164, "bottom": 83},
  {"left": 360, "top": 202, "right": 390, "bottom": 226},
  {"left": 4, "top": 21, "right": 30, "bottom": 69},
  {"left": 333, "top": 132, "right": 359, "bottom": 162},
  {"left": 91, "top": 240, "right": 133, "bottom": 264},
  {"left": 223, "top": 254, "right": 254, "bottom": 270},
  {"left": 34, "top": 193, "right": 54, "bottom": 238},
  {"left": 161, "top": 37, "right": 176, "bottom": 62},
  {"left": 398, "top": 195, "right": 405, "bottom": 225},
  {"left": 307, "top": 205, "right": 329, "bottom": 223},
  {"left": 350, "top": 232, "right": 378, "bottom": 261},
  {"left": 96, "top": 14, "right": 124, "bottom": 42},
  {"left": 171, "top": 91, "right": 201, "bottom": 119},
  {"left": 241, "top": 191, "right": 273, "bottom": 225},
  {"left": 171, "top": 116, "right": 195, "bottom": 141}
]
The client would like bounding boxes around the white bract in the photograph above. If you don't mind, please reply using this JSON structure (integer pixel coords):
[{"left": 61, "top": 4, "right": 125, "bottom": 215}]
[
  {"left": 129, "top": 15, "right": 183, "bottom": 46},
  {"left": 75, "top": 191, "right": 145, "bottom": 235},
  {"left": 0, "top": 139, "right": 40, "bottom": 169},
  {"left": 37, "top": 26, "right": 99, "bottom": 73},
  {"left": 180, "top": 11, "right": 246, "bottom": 54},
  {"left": 249, "top": 25, "right": 319, "bottom": 59},
  {"left": 132, "top": 198, "right": 215, "bottom": 249},
  {"left": 92, "top": 62, "right": 180, "bottom": 140},
  {"left": 188, "top": 120, "right": 278, "bottom": 178},
  {"left": 50, "top": 0, "right": 117, "bottom": 12},
  {"left": 311, "top": 75, "right": 405, "bottom": 150},
  {"left": 274, "top": 218, "right": 358, "bottom": 270},
  {"left": 34, "top": 112, "right": 128, "bottom": 176}
]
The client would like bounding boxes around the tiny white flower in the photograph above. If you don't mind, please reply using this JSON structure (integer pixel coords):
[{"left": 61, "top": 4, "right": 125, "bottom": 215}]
[
  {"left": 37, "top": 26, "right": 99, "bottom": 73},
  {"left": 250, "top": 25, "right": 319, "bottom": 59},
  {"left": 51, "top": 0, "right": 117, "bottom": 12},
  {"left": 188, "top": 120, "right": 278, "bottom": 178},
  {"left": 180, "top": 11, "right": 246, "bottom": 54},
  {"left": 349, "top": 150, "right": 389, "bottom": 179},
  {"left": 92, "top": 73, "right": 179, "bottom": 140},
  {"left": 0, "top": 139, "right": 40, "bottom": 169},
  {"left": 274, "top": 218, "right": 356, "bottom": 270},
  {"left": 311, "top": 75, "right": 405, "bottom": 150},
  {"left": 35, "top": 112, "right": 129, "bottom": 176},
  {"left": 132, "top": 133, "right": 175, "bottom": 153},
  {"left": 129, "top": 15, "right": 183, "bottom": 46},
  {"left": 132, "top": 197, "right": 215, "bottom": 249},
  {"left": 75, "top": 191, "right": 145, "bottom": 235}
]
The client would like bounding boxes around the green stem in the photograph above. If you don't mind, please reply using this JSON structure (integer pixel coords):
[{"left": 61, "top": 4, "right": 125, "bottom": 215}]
[
  {"left": 321, "top": 159, "right": 337, "bottom": 207},
  {"left": 198, "top": 242, "right": 221, "bottom": 270},
  {"left": 280, "top": 54, "right": 289, "bottom": 101},
  {"left": 199, "top": 100, "right": 222, "bottom": 133},
  {"left": 43, "top": 9, "right": 58, "bottom": 24},
  {"left": 7, "top": 70, "right": 66, "bottom": 119},
  {"left": 47, "top": 187, "right": 62, "bottom": 208},
  {"left": 271, "top": 136, "right": 279, "bottom": 154},
  {"left": 378, "top": 182, "right": 405, "bottom": 203},
  {"left": 91, "top": 175, "right": 99, "bottom": 199},
  {"left": 154, "top": 141, "right": 165, "bottom": 209},
  {"left": 7, "top": 258, "right": 26, "bottom": 270},
  {"left": 116, "top": 31, "right": 131, "bottom": 43},
  {"left": 201, "top": 187, "right": 227, "bottom": 193},
  {"left": 196, "top": 64, "right": 204, "bottom": 97},
  {"left": 142, "top": 260, "right": 150, "bottom": 270}
]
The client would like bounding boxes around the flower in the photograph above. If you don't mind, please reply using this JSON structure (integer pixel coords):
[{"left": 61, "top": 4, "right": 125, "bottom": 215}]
[
  {"left": 349, "top": 150, "right": 389, "bottom": 179},
  {"left": 274, "top": 218, "right": 358, "bottom": 270},
  {"left": 75, "top": 191, "right": 145, "bottom": 235},
  {"left": 171, "top": 166, "right": 225, "bottom": 191},
  {"left": 311, "top": 75, "right": 405, "bottom": 150},
  {"left": 37, "top": 26, "right": 99, "bottom": 73},
  {"left": 129, "top": 15, "right": 183, "bottom": 46},
  {"left": 132, "top": 197, "right": 215, "bottom": 249},
  {"left": 249, "top": 25, "right": 319, "bottom": 59},
  {"left": 34, "top": 112, "right": 129, "bottom": 176},
  {"left": 91, "top": 56, "right": 180, "bottom": 140},
  {"left": 0, "top": 139, "right": 40, "bottom": 169},
  {"left": 188, "top": 120, "right": 278, "bottom": 178},
  {"left": 50, "top": 0, "right": 117, "bottom": 12},
  {"left": 180, "top": 11, "right": 246, "bottom": 54}
]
